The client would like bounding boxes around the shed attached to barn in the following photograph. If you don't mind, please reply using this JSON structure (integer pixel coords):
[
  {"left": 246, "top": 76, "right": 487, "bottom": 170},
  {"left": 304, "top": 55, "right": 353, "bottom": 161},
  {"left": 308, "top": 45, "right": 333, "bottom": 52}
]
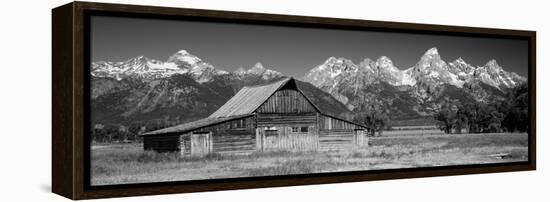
[{"left": 140, "top": 77, "right": 369, "bottom": 156}]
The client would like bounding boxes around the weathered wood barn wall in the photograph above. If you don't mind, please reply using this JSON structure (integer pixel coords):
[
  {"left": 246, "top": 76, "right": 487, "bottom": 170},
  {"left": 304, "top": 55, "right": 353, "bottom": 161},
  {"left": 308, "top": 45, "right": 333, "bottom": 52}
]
[
  {"left": 319, "top": 114, "right": 367, "bottom": 150},
  {"left": 181, "top": 116, "right": 256, "bottom": 156},
  {"left": 140, "top": 78, "right": 369, "bottom": 156}
]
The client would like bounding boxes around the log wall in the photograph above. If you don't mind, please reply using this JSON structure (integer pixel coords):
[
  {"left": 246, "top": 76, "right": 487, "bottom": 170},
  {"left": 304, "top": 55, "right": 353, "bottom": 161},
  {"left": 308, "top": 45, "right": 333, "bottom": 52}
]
[
  {"left": 257, "top": 113, "right": 317, "bottom": 127},
  {"left": 180, "top": 116, "right": 256, "bottom": 155},
  {"left": 211, "top": 130, "right": 256, "bottom": 155},
  {"left": 143, "top": 135, "right": 180, "bottom": 152},
  {"left": 319, "top": 114, "right": 363, "bottom": 130},
  {"left": 319, "top": 129, "right": 354, "bottom": 150},
  {"left": 180, "top": 130, "right": 256, "bottom": 155}
]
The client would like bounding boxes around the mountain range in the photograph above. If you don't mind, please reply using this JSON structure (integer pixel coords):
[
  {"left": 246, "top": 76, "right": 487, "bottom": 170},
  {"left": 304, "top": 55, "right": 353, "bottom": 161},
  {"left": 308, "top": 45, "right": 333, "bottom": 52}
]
[
  {"left": 91, "top": 48, "right": 526, "bottom": 128},
  {"left": 91, "top": 50, "right": 349, "bottom": 127}
]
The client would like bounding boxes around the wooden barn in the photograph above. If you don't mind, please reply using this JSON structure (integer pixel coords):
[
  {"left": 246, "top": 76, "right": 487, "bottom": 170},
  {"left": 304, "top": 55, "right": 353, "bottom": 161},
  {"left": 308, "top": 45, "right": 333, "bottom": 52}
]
[{"left": 140, "top": 77, "right": 369, "bottom": 156}]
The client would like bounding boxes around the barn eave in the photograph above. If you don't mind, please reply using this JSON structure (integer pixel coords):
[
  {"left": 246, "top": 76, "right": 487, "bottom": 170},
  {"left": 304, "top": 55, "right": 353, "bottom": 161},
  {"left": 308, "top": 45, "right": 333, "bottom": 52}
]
[{"left": 140, "top": 114, "right": 254, "bottom": 136}]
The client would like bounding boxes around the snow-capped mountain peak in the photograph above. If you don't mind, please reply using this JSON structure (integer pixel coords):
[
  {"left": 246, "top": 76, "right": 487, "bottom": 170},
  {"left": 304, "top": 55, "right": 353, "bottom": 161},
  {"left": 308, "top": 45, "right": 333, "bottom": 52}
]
[
  {"left": 324, "top": 56, "right": 338, "bottom": 63},
  {"left": 449, "top": 57, "right": 474, "bottom": 71},
  {"left": 248, "top": 62, "right": 266, "bottom": 74},
  {"left": 302, "top": 56, "right": 359, "bottom": 87},
  {"left": 91, "top": 55, "right": 185, "bottom": 81},
  {"left": 375, "top": 56, "right": 398, "bottom": 71},
  {"left": 319, "top": 57, "right": 356, "bottom": 72},
  {"left": 176, "top": 49, "right": 189, "bottom": 55},
  {"left": 127, "top": 55, "right": 147, "bottom": 63},
  {"left": 455, "top": 57, "right": 466, "bottom": 65},
  {"left": 485, "top": 59, "right": 499, "bottom": 66},
  {"left": 91, "top": 50, "right": 228, "bottom": 83},
  {"left": 243, "top": 62, "right": 283, "bottom": 79},
  {"left": 373, "top": 56, "right": 415, "bottom": 86},
  {"left": 376, "top": 56, "right": 392, "bottom": 64},
  {"left": 424, "top": 47, "right": 439, "bottom": 56},
  {"left": 418, "top": 47, "right": 442, "bottom": 64},
  {"left": 302, "top": 55, "right": 417, "bottom": 100},
  {"left": 484, "top": 59, "right": 503, "bottom": 71},
  {"left": 473, "top": 59, "right": 522, "bottom": 89},
  {"left": 303, "top": 47, "right": 526, "bottom": 112},
  {"left": 167, "top": 49, "right": 203, "bottom": 66}
]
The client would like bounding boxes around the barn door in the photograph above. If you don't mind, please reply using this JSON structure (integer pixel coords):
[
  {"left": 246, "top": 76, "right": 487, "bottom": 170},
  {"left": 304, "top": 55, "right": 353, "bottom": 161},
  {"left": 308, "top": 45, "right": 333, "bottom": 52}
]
[
  {"left": 354, "top": 130, "right": 367, "bottom": 146},
  {"left": 191, "top": 132, "right": 212, "bottom": 156},
  {"left": 256, "top": 127, "right": 280, "bottom": 151}
]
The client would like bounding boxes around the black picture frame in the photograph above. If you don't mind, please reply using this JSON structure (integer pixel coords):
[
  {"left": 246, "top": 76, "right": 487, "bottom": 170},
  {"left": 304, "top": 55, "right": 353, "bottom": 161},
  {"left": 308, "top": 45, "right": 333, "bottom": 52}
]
[{"left": 52, "top": 1, "right": 536, "bottom": 200}]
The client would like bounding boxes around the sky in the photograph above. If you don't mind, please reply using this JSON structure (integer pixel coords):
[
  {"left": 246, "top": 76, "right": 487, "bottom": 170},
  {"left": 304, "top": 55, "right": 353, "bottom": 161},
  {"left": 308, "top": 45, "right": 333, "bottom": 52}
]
[{"left": 91, "top": 16, "right": 529, "bottom": 77}]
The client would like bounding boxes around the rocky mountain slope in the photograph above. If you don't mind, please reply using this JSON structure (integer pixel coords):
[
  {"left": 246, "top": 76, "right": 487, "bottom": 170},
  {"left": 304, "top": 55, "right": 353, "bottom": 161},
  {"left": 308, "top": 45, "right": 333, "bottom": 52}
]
[
  {"left": 91, "top": 50, "right": 351, "bottom": 128},
  {"left": 302, "top": 47, "right": 526, "bottom": 121},
  {"left": 91, "top": 47, "right": 526, "bottom": 129}
]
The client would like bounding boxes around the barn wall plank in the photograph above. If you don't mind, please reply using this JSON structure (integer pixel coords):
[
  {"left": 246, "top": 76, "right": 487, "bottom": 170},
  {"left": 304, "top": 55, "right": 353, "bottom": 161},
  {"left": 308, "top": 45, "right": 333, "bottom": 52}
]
[
  {"left": 319, "top": 114, "right": 366, "bottom": 130},
  {"left": 256, "top": 89, "right": 316, "bottom": 114},
  {"left": 256, "top": 113, "right": 317, "bottom": 127},
  {"left": 259, "top": 126, "right": 318, "bottom": 151},
  {"left": 318, "top": 129, "right": 356, "bottom": 149},
  {"left": 143, "top": 135, "right": 180, "bottom": 152}
]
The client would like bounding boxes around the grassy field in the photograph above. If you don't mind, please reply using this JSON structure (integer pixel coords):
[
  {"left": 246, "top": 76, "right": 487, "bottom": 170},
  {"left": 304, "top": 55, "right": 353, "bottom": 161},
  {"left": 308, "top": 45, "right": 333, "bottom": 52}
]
[
  {"left": 91, "top": 132, "right": 528, "bottom": 185},
  {"left": 384, "top": 128, "right": 444, "bottom": 136}
]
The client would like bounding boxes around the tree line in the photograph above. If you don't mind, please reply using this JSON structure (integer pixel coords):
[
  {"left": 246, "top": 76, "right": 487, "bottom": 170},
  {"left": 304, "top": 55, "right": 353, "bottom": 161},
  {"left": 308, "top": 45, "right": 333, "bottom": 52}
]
[
  {"left": 352, "top": 83, "right": 529, "bottom": 136},
  {"left": 434, "top": 84, "right": 529, "bottom": 134},
  {"left": 91, "top": 119, "right": 176, "bottom": 143},
  {"left": 353, "top": 99, "right": 391, "bottom": 137}
]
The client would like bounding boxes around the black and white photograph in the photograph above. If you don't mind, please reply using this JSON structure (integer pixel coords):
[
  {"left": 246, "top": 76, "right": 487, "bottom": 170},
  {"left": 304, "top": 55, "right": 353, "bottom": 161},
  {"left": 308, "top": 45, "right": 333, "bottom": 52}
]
[{"left": 89, "top": 15, "right": 530, "bottom": 186}]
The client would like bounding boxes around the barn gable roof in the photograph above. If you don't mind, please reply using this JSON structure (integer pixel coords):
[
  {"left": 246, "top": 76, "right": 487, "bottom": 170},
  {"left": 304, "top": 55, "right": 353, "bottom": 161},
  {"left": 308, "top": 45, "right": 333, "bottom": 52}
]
[{"left": 209, "top": 77, "right": 320, "bottom": 118}]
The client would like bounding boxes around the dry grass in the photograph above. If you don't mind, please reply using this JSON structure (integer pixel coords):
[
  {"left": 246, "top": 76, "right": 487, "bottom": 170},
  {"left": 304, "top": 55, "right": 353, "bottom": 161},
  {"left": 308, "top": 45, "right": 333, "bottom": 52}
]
[
  {"left": 383, "top": 128, "right": 444, "bottom": 136},
  {"left": 91, "top": 132, "right": 528, "bottom": 185}
]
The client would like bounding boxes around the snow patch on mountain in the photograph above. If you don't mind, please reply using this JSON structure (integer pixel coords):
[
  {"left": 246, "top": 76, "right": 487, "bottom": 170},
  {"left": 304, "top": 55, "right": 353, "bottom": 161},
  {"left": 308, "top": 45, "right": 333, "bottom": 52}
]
[
  {"left": 375, "top": 56, "right": 416, "bottom": 86},
  {"left": 91, "top": 56, "right": 189, "bottom": 81},
  {"left": 473, "top": 59, "right": 523, "bottom": 89},
  {"left": 92, "top": 50, "right": 282, "bottom": 83},
  {"left": 303, "top": 47, "right": 526, "bottom": 110},
  {"left": 424, "top": 47, "right": 439, "bottom": 56},
  {"left": 303, "top": 57, "right": 358, "bottom": 90},
  {"left": 167, "top": 50, "right": 202, "bottom": 66},
  {"left": 233, "top": 62, "right": 284, "bottom": 80}
]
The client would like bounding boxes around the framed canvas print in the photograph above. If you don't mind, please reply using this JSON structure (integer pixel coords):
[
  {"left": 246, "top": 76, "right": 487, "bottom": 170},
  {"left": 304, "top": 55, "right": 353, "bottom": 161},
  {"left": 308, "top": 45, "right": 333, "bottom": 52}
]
[{"left": 52, "top": 1, "right": 536, "bottom": 200}]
